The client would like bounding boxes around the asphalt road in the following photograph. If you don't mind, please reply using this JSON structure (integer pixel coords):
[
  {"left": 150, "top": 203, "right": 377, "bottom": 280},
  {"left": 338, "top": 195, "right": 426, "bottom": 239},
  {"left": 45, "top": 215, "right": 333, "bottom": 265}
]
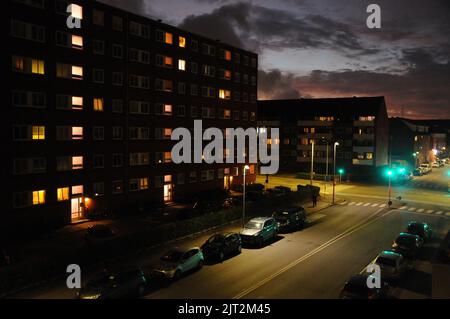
[
  {"left": 144, "top": 197, "right": 449, "bottom": 299},
  {"left": 9, "top": 169, "right": 450, "bottom": 299}
]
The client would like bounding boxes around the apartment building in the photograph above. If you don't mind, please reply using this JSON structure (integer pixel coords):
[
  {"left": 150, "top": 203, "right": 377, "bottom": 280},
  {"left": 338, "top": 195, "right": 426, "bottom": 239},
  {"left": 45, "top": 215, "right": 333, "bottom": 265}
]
[
  {"left": 4, "top": 0, "right": 257, "bottom": 236},
  {"left": 257, "top": 97, "right": 389, "bottom": 180}
]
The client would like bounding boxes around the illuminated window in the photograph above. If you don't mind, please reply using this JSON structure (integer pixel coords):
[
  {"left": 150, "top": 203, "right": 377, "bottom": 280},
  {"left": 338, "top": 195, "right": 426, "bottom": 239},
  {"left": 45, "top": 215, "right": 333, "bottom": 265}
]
[
  {"left": 93, "top": 98, "right": 104, "bottom": 111},
  {"left": 164, "top": 56, "right": 173, "bottom": 68},
  {"left": 70, "top": 4, "right": 83, "bottom": 20},
  {"left": 178, "top": 59, "right": 186, "bottom": 71},
  {"left": 71, "top": 65, "right": 83, "bottom": 79},
  {"left": 219, "top": 89, "right": 231, "bottom": 100},
  {"left": 71, "top": 35, "right": 83, "bottom": 49},
  {"left": 179, "top": 36, "right": 186, "bottom": 48},
  {"left": 164, "top": 175, "right": 172, "bottom": 183},
  {"left": 164, "top": 152, "right": 172, "bottom": 163},
  {"left": 164, "top": 128, "right": 172, "bottom": 139},
  {"left": 310, "top": 128, "right": 315, "bottom": 133},
  {"left": 13, "top": 56, "right": 24, "bottom": 72},
  {"left": 224, "top": 70, "right": 231, "bottom": 80},
  {"left": 32, "top": 59, "right": 45, "bottom": 74},
  {"left": 57, "top": 187, "right": 69, "bottom": 201},
  {"left": 359, "top": 116, "right": 375, "bottom": 121},
  {"left": 165, "top": 32, "right": 173, "bottom": 44},
  {"left": 72, "top": 96, "right": 83, "bottom": 110},
  {"left": 366, "top": 152, "right": 373, "bottom": 160},
  {"left": 72, "top": 127, "right": 83, "bottom": 140},
  {"left": 224, "top": 109, "right": 231, "bottom": 119},
  {"left": 32, "top": 126, "right": 45, "bottom": 140},
  {"left": 223, "top": 49, "right": 231, "bottom": 61},
  {"left": 32, "top": 190, "right": 45, "bottom": 205},
  {"left": 72, "top": 156, "right": 83, "bottom": 170}
]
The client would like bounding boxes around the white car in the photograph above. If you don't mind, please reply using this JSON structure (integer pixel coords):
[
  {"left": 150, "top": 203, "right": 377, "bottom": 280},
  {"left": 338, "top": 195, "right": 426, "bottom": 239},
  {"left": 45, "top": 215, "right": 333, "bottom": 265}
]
[
  {"left": 419, "top": 163, "right": 431, "bottom": 174},
  {"left": 431, "top": 162, "right": 440, "bottom": 168},
  {"left": 371, "top": 250, "right": 411, "bottom": 280},
  {"left": 153, "top": 247, "right": 204, "bottom": 280}
]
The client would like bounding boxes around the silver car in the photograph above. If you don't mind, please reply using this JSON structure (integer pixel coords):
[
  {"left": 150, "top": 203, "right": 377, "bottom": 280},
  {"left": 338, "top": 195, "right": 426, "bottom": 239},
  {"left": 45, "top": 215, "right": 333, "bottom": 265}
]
[
  {"left": 372, "top": 250, "right": 410, "bottom": 280},
  {"left": 153, "top": 247, "right": 204, "bottom": 280}
]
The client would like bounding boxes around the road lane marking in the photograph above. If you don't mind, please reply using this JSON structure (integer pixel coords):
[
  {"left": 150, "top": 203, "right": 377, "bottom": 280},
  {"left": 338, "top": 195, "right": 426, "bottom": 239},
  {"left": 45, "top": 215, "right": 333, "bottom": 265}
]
[
  {"left": 348, "top": 202, "right": 355, "bottom": 206},
  {"left": 426, "top": 210, "right": 434, "bottom": 214},
  {"left": 417, "top": 208, "right": 424, "bottom": 213},
  {"left": 233, "top": 208, "right": 389, "bottom": 299},
  {"left": 339, "top": 202, "right": 347, "bottom": 205},
  {"left": 399, "top": 206, "right": 408, "bottom": 210},
  {"left": 408, "top": 207, "right": 416, "bottom": 211},
  {"left": 379, "top": 204, "right": 386, "bottom": 208},
  {"left": 363, "top": 203, "right": 371, "bottom": 206},
  {"left": 371, "top": 203, "right": 379, "bottom": 207},
  {"left": 335, "top": 192, "right": 450, "bottom": 208},
  {"left": 435, "top": 211, "right": 443, "bottom": 215},
  {"left": 356, "top": 202, "right": 363, "bottom": 206}
]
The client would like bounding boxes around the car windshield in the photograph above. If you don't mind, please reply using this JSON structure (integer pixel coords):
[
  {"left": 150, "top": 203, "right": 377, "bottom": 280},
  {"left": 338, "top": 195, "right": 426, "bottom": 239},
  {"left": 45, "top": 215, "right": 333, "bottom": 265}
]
[
  {"left": 273, "top": 211, "right": 289, "bottom": 218},
  {"left": 396, "top": 236, "right": 415, "bottom": 246},
  {"left": 245, "top": 221, "right": 263, "bottom": 229},
  {"left": 161, "top": 250, "right": 184, "bottom": 262},
  {"left": 376, "top": 257, "right": 396, "bottom": 267},
  {"left": 207, "top": 235, "right": 223, "bottom": 244}
]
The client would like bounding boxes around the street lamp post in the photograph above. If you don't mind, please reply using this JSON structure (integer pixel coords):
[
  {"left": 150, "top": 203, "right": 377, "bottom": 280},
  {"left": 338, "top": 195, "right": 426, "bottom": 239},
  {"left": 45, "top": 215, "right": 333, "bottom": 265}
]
[
  {"left": 324, "top": 141, "right": 329, "bottom": 199},
  {"left": 332, "top": 142, "right": 339, "bottom": 204},
  {"left": 310, "top": 139, "right": 315, "bottom": 186},
  {"left": 242, "top": 165, "right": 250, "bottom": 227},
  {"left": 387, "top": 170, "right": 393, "bottom": 207}
]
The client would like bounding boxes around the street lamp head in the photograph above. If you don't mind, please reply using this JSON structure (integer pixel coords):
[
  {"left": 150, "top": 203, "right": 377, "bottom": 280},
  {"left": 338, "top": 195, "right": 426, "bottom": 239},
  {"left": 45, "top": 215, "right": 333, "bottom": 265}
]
[
  {"left": 244, "top": 165, "right": 250, "bottom": 170},
  {"left": 334, "top": 142, "right": 339, "bottom": 146}
]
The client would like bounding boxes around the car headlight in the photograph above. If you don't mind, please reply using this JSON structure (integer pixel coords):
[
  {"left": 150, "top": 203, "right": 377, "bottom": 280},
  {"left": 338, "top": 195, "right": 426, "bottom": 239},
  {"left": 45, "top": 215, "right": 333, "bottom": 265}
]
[
  {"left": 392, "top": 242, "right": 398, "bottom": 248},
  {"left": 81, "top": 293, "right": 101, "bottom": 299}
]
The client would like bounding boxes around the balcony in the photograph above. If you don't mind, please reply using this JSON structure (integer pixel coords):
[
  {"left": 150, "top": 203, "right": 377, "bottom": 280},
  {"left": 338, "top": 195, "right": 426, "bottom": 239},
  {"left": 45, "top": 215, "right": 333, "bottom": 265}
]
[
  {"left": 297, "top": 120, "right": 333, "bottom": 127},
  {"left": 352, "top": 159, "right": 374, "bottom": 166},
  {"left": 354, "top": 120, "right": 374, "bottom": 127},
  {"left": 353, "top": 146, "right": 374, "bottom": 153},
  {"left": 353, "top": 133, "right": 374, "bottom": 140}
]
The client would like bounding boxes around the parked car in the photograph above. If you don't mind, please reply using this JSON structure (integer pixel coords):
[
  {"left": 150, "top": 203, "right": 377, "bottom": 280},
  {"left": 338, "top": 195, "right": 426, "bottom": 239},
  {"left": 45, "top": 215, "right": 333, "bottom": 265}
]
[
  {"left": 265, "top": 186, "right": 291, "bottom": 197},
  {"left": 152, "top": 247, "right": 204, "bottom": 280},
  {"left": 77, "top": 267, "right": 148, "bottom": 299},
  {"left": 371, "top": 251, "right": 410, "bottom": 281},
  {"left": 84, "top": 224, "right": 115, "bottom": 243},
  {"left": 272, "top": 206, "right": 307, "bottom": 232},
  {"left": 412, "top": 168, "right": 423, "bottom": 176},
  {"left": 405, "top": 221, "right": 433, "bottom": 242},
  {"left": 240, "top": 217, "right": 279, "bottom": 247},
  {"left": 201, "top": 232, "right": 242, "bottom": 261},
  {"left": 431, "top": 162, "right": 440, "bottom": 168},
  {"left": 339, "top": 274, "right": 389, "bottom": 299},
  {"left": 392, "top": 232, "right": 422, "bottom": 259},
  {"left": 419, "top": 163, "right": 431, "bottom": 174}
]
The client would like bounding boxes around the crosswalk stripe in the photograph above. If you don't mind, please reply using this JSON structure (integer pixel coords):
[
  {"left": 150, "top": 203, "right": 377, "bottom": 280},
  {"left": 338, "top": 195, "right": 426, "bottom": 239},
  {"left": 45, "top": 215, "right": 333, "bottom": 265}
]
[
  {"left": 408, "top": 207, "right": 416, "bottom": 211},
  {"left": 435, "top": 211, "right": 443, "bottom": 215},
  {"left": 379, "top": 204, "right": 386, "bottom": 208},
  {"left": 349, "top": 202, "right": 355, "bottom": 206},
  {"left": 399, "top": 206, "right": 408, "bottom": 210},
  {"left": 371, "top": 203, "right": 378, "bottom": 207},
  {"left": 417, "top": 208, "right": 424, "bottom": 213},
  {"left": 426, "top": 210, "right": 434, "bottom": 214},
  {"left": 356, "top": 202, "right": 363, "bottom": 206},
  {"left": 339, "top": 202, "right": 347, "bottom": 205},
  {"left": 363, "top": 203, "right": 370, "bottom": 206}
]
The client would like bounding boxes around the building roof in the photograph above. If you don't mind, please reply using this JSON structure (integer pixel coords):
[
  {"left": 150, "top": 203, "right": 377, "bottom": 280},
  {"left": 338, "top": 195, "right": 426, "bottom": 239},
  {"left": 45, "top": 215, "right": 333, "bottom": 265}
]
[{"left": 258, "top": 96, "right": 386, "bottom": 119}]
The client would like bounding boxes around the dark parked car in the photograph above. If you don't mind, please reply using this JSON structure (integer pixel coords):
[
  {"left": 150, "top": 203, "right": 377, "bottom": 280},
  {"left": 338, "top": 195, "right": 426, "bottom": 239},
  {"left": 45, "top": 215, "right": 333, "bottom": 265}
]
[
  {"left": 412, "top": 168, "right": 423, "bottom": 176},
  {"left": 201, "top": 232, "right": 242, "bottom": 261},
  {"left": 266, "top": 186, "right": 291, "bottom": 197},
  {"left": 339, "top": 274, "right": 389, "bottom": 299},
  {"left": 152, "top": 247, "right": 204, "bottom": 280},
  {"left": 405, "top": 221, "right": 433, "bottom": 242},
  {"left": 77, "top": 267, "right": 148, "bottom": 299},
  {"left": 240, "top": 217, "right": 278, "bottom": 247},
  {"left": 272, "top": 206, "right": 307, "bottom": 232},
  {"left": 84, "top": 224, "right": 115, "bottom": 243},
  {"left": 371, "top": 250, "right": 410, "bottom": 281},
  {"left": 392, "top": 232, "right": 422, "bottom": 259}
]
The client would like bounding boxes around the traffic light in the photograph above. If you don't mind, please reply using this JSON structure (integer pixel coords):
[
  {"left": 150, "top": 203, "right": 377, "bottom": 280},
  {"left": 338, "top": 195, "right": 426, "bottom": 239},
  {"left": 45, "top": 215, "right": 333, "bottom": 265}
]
[{"left": 338, "top": 168, "right": 344, "bottom": 174}]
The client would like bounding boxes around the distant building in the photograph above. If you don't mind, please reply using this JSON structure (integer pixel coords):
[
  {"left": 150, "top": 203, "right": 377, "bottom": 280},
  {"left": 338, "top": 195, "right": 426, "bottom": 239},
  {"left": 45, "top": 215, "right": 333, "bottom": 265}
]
[
  {"left": 257, "top": 97, "right": 389, "bottom": 180},
  {"left": 408, "top": 119, "right": 450, "bottom": 159},
  {"left": 389, "top": 118, "right": 432, "bottom": 169}
]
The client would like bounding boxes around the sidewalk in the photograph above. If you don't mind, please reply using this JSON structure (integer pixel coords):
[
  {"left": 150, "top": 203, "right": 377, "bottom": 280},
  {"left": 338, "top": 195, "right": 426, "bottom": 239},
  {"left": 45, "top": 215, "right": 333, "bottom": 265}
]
[{"left": 0, "top": 194, "right": 333, "bottom": 298}]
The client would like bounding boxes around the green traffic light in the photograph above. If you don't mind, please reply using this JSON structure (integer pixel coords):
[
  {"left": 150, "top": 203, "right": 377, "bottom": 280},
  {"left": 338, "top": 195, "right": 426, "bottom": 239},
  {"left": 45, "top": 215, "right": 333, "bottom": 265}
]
[
  {"left": 387, "top": 170, "right": 393, "bottom": 176},
  {"left": 338, "top": 169, "right": 344, "bottom": 174}
]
